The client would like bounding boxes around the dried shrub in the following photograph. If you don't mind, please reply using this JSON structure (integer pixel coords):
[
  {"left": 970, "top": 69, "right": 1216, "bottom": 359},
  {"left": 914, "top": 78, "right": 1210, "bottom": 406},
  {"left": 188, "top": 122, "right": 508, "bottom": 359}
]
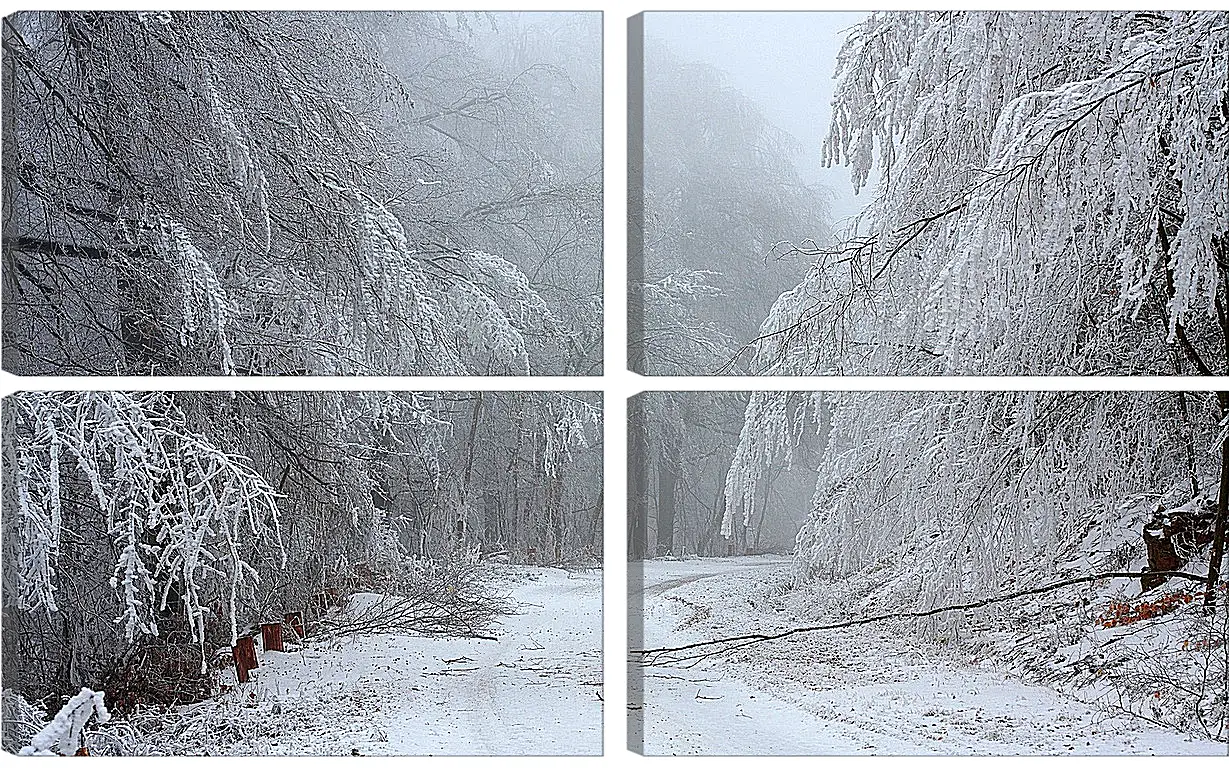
[
  {"left": 321, "top": 551, "right": 512, "bottom": 640},
  {"left": 100, "top": 641, "right": 212, "bottom": 715},
  {"left": 1099, "top": 584, "right": 1229, "bottom": 628}
]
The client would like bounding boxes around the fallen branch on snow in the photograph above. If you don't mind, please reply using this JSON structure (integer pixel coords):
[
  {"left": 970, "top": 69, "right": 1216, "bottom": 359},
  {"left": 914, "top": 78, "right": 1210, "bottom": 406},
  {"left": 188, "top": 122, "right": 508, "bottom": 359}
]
[{"left": 632, "top": 570, "right": 1211, "bottom": 666}]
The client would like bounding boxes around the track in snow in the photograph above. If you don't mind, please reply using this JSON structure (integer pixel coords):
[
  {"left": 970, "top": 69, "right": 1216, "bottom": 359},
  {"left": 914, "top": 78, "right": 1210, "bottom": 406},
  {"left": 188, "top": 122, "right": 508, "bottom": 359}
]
[
  {"left": 631, "top": 556, "right": 1224, "bottom": 756},
  {"left": 205, "top": 566, "right": 601, "bottom": 755}
]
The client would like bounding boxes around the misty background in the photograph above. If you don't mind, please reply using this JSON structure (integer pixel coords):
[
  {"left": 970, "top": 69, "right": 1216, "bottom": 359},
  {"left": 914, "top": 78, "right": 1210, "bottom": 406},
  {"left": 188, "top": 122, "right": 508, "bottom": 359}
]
[
  {"left": 629, "top": 392, "right": 822, "bottom": 560},
  {"left": 648, "top": 11, "right": 870, "bottom": 225},
  {"left": 633, "top": 12, "right": 872, "bottom": 376}
]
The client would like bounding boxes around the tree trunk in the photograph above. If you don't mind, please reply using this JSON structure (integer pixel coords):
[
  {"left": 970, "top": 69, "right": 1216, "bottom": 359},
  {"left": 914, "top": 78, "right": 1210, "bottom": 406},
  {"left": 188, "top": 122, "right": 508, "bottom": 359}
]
[
  {"left": 1205, "top": 391, "right": 1229, "bottom": 610},
  {"left": 753, "top": 468, "right": 776, "bottom": 552},
  {"left": 1175, "top": 391, "right": 1200, "bottom": 499},
  {"left": 590, "top": 495, "right": 603, "bottom": 552},
  {"left": 549, "top": 465, "right": 565, "bottom": 563},
  {"left": 507, "top": 412, "right": 525, "bottom": 554},
  {"left": 482, "top": 489, "right": 499, "bottom": 545},
  {"left": 698, "top": 465, "right": 728, "bottom": 557},
  {"left": 712, "top": 470, "right": 728, "bottom": 557},
  {"left": 656, "top": 443, "right": 678, "bottom": 557},
  {"left": 628, "top": 397, "right": 649, "bottom": 561},
  {"left": 456, "top": 393, "right": 483, "bottom": 545},
  {"left": 459, "top": 392, "right": 483, "bottom": 502}
]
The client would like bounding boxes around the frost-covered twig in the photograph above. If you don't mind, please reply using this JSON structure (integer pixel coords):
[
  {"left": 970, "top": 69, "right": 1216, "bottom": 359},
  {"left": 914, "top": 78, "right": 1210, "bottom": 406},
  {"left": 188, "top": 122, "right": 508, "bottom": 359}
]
[
  {"left": 319, "top": 556, "right": 511, "bottom": 641},
  {"left": 19, "top": 688, "right": 110, "bottom": 756}
]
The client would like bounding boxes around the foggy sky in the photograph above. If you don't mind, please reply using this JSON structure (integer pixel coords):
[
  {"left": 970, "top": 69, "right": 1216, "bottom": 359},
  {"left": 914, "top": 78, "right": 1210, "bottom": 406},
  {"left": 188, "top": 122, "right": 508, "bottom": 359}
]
[{"left": 646, "top": 11, "right": 871, "bottom": 227}]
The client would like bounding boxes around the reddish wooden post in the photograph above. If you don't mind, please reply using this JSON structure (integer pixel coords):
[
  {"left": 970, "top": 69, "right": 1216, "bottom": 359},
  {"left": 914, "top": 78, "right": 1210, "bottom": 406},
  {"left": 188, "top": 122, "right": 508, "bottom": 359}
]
[
  {"left": 237, "top": 634, "right": 258, "bottom": 670},
  {"left": 247, "top": 633, "right": 260, "bottom": 668},
  {"left": 527, "top": 546, "right": 537, "bottom": 565},
  {"left": 325, "top": 587, "right": 340, "bottom": 607},
  {"left": 232, "top": 645, "right": 250, "bottom": 683},
  {"left": 284, "top": 611, "right": 305, "bottom": 639},
  {"left": 726, "top": 542, "right": 734, "bottom": 556},
  {"left": 261, "top": 621, "right": 284, "bottom": 652}
]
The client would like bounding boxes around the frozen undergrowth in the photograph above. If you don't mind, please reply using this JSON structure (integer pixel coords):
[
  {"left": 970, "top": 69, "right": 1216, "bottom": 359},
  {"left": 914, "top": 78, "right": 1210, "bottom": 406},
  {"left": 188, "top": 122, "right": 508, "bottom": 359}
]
[
  {"left": 3, "top": 648, "right": 406, "bottom": 756},
  {"left": 3, "top": 688, "right": 158, "bottom": 756},
  {"left": 763, "top": 491, "right": 1229, "bottom": 743}
]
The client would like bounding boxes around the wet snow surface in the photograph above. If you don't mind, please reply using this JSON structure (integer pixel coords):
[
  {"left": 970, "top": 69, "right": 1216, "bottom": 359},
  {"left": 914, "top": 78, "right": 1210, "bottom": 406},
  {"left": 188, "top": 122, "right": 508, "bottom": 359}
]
[
  {"left": 634, "top": 556, "right": 1223, "bottom": 755},
  {"left": 198, "top": 566, "right": 601, "bottom": 755}
]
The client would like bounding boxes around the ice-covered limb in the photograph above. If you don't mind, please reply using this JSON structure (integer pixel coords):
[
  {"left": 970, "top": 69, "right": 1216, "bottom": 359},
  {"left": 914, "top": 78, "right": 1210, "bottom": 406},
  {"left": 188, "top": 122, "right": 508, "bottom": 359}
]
[
  {"left": 19, "top": 687, "right": 110, "bottom": 756},
  {"left": 6, "top": 392, "right": 283, "bottom": 645}
]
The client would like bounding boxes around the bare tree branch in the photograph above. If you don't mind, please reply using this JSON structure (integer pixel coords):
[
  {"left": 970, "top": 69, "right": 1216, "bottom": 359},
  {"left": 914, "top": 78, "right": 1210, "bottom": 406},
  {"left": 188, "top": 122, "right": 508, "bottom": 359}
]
[{"left": 633, "top": 569, "right": 1211, "bottom": 666}]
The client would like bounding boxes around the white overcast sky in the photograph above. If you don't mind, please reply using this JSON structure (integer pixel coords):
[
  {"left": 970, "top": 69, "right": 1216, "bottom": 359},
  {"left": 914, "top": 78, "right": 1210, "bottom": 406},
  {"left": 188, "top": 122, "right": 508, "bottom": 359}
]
[{"left": 646, "top": 11, "right": 871, "bottom": 226}]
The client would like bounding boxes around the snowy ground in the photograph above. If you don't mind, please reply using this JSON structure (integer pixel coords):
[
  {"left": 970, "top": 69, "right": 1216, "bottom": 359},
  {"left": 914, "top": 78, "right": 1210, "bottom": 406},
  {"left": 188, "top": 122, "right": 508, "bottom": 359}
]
[
  {"left": 184, "top": 566, "right": 601, "bottom": 755},
  {"left": 632, "top": 556, "right": 1225, "bottom": 756}
]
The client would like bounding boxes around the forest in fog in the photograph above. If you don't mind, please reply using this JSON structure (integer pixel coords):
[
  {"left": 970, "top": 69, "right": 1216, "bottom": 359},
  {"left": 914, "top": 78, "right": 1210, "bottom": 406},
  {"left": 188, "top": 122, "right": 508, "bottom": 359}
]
[
  {"left": 633, "top": 11, "right": 1227, "bottom": 379},
  {"left": 628, "top": 391, "right": 817, "bottom": 559},
  {"left": 2, "top": 12, "right": 602, "bottom": 376},
  {"left": 3, "top": 5, "right": 1228, "bottom": 759},
  {"left": 2, "top": 390, "right": 602, "bottom": 754},
  {"left": 630, "top": 32, "right": 828, "bottom": 375}
]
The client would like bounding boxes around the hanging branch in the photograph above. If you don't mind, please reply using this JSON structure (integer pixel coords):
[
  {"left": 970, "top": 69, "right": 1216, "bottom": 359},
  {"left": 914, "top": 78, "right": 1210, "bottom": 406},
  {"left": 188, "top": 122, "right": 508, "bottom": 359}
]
[{"left": 632, "top": 569, "right": 1210, "bottom": 667}]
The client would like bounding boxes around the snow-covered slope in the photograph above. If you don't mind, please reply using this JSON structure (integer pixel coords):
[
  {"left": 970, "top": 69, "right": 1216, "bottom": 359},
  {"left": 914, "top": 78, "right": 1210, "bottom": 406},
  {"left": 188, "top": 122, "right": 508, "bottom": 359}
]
[{"left": 633, "top": 556, "right": 1224, "bottom": 755}]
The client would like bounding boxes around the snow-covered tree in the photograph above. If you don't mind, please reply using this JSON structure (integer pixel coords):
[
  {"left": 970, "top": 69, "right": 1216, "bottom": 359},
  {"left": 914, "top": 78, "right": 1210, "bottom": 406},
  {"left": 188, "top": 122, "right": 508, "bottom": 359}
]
[
  {"left": 735, "top": 392, "right": 1210, "bottom": 606},
  {"left": 727, "top": 11, "right": 1229, "bottom": 612},
  {"left": 750, "top": 11, "right": 1228, "bottom": 377},
  {"left": 3, "top": 391, "right": 284, "bottom": 647},
  {"left": 722, "top": 388, "right": 1227, "bottom": 737},
  {"left": 386, "top": 13, "right": 603, "bottom": 374},
  {"left": 2, "top": 11, "right": 597, "bottom": 375},
  {"left": 2, "top": 389, "right": 603, "bottom": 709}
]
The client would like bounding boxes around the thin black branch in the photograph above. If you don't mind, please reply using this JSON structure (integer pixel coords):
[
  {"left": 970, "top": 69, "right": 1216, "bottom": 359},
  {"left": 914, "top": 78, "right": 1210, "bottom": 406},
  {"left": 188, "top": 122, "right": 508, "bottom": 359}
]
[{"left": 633, "top": 569, "right": 1211, "bottom": 666}]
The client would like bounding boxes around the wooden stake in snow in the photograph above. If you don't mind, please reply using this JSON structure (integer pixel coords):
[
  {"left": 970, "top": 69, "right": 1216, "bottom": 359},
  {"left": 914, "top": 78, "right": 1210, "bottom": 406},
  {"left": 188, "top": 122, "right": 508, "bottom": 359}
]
[
  {"left": 232, "top": 645, "right": 250, "bottom": 683},
  {"left": 236, "top": 635, "right": 258, "bottom": 671},
  {"left": 261, "top": 621, "right": 284, "bottom": 653}
]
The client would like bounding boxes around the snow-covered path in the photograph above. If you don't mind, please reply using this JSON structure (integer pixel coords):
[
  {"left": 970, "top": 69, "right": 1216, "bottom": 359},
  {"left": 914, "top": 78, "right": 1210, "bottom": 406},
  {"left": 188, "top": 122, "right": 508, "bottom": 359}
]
[
  {"left": 632, "top": 556, "right": 1224, "bottom": 756},
  {"left": 205, "top": 566, "right": 601, "bottom": 755}
]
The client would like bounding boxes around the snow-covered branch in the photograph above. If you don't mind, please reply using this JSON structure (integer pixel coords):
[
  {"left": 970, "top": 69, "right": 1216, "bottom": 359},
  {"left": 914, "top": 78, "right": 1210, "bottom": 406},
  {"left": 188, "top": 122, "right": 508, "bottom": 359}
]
[{"left": 5, "top": 391, "right": 284, "bottom": 645}]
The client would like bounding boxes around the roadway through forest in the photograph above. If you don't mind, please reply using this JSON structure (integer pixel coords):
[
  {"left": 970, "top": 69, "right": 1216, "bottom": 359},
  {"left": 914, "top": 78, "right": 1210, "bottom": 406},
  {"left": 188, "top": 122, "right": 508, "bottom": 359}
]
[
  {"left": 632, "top": 556, "right": 1224, "bottom": 755},
  {"left": 197, "top": 566, "right": 602, "bottom": 755}
]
